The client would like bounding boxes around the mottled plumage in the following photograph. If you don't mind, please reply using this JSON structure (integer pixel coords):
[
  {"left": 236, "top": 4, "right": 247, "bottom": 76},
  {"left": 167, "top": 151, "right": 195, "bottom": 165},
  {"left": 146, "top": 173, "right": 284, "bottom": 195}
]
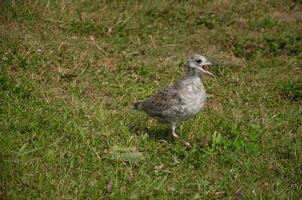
[{"left": 134, "top": 54, "right": 214, "bottom": 147}]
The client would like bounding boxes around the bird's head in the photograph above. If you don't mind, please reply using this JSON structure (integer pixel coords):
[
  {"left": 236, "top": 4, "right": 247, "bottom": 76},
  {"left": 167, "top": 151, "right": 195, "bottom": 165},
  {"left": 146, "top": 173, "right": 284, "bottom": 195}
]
[{"left": 186, "top": 54, "right": 214, "bottom": 78}]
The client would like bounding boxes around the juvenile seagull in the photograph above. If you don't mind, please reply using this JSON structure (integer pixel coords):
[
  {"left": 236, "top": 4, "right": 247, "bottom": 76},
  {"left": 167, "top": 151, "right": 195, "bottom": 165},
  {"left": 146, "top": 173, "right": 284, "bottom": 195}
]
[{"left": 134, "top": 54, "right": 214, "bottom": 147}]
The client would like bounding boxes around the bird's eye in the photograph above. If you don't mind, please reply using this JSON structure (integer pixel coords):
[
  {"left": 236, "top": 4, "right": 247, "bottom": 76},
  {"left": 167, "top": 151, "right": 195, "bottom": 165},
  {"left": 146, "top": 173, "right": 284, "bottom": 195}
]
[{"left": 196, "top": 59, "right": 202, "bottom": 64}]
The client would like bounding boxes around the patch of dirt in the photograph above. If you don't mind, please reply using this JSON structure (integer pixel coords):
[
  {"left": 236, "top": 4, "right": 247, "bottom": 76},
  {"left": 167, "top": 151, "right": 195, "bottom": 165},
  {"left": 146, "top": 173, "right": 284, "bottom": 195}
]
[
  {"left": 207, "top": 46, "right": 246, "bottom": 67},
  {"left": 272, "top": 11, "right": 302, "bottom": 23}
]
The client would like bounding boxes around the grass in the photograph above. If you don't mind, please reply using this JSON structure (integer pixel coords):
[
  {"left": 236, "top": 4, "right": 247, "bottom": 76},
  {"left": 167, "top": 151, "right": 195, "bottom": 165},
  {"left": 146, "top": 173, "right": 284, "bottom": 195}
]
[{"left": 0, "top": 0, "right": 302, "bottom": 199}]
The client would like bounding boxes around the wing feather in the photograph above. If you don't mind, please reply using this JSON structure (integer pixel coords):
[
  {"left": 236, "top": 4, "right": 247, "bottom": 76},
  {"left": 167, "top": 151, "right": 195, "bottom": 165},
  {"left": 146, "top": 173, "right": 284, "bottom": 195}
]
[{"left": 140, "top": 86, "right": 183, "bottom": 117}]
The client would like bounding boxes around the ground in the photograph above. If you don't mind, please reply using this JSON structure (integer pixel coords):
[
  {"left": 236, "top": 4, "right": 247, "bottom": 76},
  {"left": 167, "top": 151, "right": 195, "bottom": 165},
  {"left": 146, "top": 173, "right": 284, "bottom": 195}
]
[{"left": 0, "top": 0, "right": 302, "bottom": 199}]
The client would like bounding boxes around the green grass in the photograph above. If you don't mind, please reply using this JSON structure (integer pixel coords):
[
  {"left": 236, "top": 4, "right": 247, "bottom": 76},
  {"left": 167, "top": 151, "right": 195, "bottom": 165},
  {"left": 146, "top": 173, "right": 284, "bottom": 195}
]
[{"left": 1, "top": 0, "right": 302, "bottom": 199}]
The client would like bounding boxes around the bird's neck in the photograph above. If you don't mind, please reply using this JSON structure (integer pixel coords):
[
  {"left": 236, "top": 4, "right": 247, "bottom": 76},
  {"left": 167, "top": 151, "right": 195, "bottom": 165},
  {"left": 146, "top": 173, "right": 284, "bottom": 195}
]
[
  {"left": 185, "top": 70, "right": 203, "bottom": 80},
  {"left": 185, "top": 67, "right": 205, "bottom": 78},
  {"left": 184, "top": 73, "right": 204, "bottom": 90}
]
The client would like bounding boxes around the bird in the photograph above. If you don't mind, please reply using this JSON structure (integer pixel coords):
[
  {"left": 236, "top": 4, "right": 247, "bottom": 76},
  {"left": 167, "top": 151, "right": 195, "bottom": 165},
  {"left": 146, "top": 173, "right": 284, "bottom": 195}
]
[{"left": 133, "top": 54, "right": 215, "bottom": 147}]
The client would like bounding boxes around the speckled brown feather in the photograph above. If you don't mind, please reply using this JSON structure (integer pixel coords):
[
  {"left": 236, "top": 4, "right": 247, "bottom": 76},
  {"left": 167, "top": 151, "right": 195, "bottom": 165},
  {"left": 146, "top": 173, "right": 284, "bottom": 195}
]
[{"left": 140, "top": 85, "right": 182, "bottom": 113}]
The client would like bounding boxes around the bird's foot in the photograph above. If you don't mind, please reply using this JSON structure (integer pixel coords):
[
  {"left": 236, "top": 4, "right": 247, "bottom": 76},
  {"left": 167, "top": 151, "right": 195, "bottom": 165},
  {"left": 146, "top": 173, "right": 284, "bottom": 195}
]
[
  {"left": 172, "top": 132, "right": 191, "bottom": 149},
  {"left": 181, "top": 140, "right": 191, "bottom": 149},
  {"left": 172, "top": 131, "right": 179, "bottom": 139}
]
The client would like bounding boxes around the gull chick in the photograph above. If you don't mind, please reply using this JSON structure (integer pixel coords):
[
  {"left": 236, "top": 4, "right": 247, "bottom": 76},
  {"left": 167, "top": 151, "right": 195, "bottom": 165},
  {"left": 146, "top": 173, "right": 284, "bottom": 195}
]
[{"left": 134, "top": 54, "right": 215, "bottom": 147}]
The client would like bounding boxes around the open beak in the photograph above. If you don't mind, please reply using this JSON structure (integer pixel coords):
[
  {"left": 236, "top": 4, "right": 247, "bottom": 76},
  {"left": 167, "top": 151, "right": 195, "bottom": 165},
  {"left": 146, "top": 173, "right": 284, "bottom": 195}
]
[{"left": 200, "top": 62, "right": 215, "bottom": 78}]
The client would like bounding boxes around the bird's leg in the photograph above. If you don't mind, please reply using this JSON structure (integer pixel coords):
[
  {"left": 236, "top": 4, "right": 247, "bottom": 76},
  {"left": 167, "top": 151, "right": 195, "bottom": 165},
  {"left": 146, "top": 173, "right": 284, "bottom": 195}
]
[
  {"left": 170, "top": 123, "right": 191, "bottom": 148},
  {"left": 171, "top": 122, "right": 179, "bottom": 139}
]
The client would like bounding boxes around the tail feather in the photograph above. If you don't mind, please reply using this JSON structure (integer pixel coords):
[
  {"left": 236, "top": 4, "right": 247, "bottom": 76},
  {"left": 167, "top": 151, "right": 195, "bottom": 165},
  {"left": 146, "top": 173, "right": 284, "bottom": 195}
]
[{"left": 133, "top": 102, "right": 143, "bottom": 110}]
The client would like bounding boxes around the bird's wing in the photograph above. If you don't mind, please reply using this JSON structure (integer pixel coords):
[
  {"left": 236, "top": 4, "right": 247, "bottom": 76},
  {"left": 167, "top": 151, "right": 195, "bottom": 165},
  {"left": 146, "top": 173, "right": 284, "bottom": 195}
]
[{"left": 140, "top": 85, "right": 183, "bottom": 114}]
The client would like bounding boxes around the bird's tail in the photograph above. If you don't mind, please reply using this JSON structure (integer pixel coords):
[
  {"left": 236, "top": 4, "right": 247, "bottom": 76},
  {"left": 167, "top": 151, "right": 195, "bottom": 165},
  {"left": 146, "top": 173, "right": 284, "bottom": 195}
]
[{"left": 133, "top": 102, "right": 143, "bottom": 110}]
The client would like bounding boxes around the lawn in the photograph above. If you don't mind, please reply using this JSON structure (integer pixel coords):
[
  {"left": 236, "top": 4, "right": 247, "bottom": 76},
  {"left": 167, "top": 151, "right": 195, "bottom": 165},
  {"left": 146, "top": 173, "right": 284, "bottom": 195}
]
[{"left": 0, "top": 0, "right": 302, "bottom": 199}]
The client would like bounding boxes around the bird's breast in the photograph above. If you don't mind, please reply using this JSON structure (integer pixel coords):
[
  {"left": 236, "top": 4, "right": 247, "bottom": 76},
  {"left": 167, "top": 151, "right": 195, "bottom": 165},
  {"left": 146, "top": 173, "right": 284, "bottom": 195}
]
[{"left": 180, "top": 83, "right": 206, "bottom": 117}]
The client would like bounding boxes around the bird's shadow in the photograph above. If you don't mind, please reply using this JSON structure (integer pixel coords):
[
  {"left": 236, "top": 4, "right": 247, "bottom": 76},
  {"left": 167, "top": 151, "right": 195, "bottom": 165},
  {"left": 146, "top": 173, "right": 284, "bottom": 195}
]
[
  {"left": 128, "top": 119, "right": 210, "bottom": 151},
  {"left": 128, "top": 121, "right": 174, "bottom": 142}
]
